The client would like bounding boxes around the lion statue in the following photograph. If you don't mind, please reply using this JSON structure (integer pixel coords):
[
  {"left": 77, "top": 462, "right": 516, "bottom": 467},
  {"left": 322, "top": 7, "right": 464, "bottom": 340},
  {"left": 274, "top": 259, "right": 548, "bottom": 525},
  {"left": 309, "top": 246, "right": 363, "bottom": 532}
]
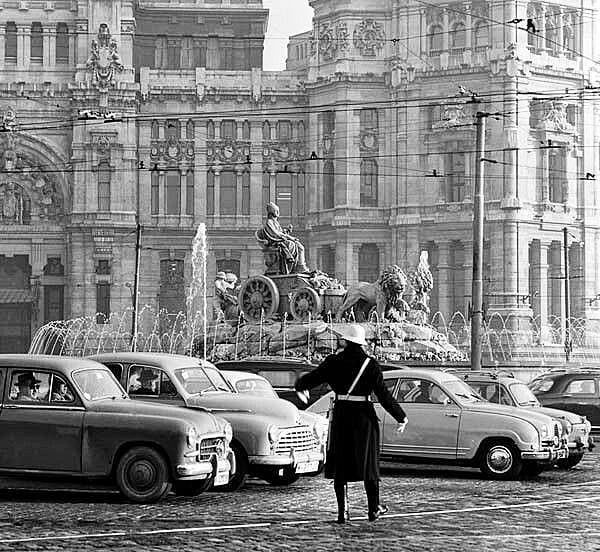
[{"left": 336, "top": 265, "right": 410, "bottom": 322}]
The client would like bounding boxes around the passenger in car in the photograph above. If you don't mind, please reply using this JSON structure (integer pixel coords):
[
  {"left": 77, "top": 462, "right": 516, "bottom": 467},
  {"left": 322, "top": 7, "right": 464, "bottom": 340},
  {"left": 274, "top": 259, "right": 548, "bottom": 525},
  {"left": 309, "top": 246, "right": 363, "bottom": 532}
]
[
  {"left": 414, "top": 381, "right": 434, "bottom": 403},
  {"left": 136, "top": 369, "right": 159, "bottom": 395},
  {"left": 15, "top": 372, "right": 42, "bottom": 402},
  {"left": 51, "top": 380, "right": 74, "bottom": 402},
  {"left": 128, "top": 367, "right": 142, "bottom": 392}
]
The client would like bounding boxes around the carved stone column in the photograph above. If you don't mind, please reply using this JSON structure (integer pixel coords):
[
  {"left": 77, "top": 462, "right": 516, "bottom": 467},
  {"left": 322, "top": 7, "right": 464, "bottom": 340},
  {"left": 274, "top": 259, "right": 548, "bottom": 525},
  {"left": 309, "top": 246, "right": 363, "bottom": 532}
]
[
  {"left": 42, "top": 24, "right": 52, "bottom": 67},
  {"left": 17, "top": 24, "right": 28, "bottom": 68}
]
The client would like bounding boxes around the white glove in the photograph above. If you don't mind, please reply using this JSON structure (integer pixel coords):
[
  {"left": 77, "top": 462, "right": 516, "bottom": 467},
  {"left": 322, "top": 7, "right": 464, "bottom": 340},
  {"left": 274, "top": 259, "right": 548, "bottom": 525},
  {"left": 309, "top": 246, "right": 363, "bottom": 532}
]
[
  {"left": 397, "top": 418, "right": 408, "bottom": 434},
  {"left": 296, "top": 389, "right": 310, "bottom": 405}
]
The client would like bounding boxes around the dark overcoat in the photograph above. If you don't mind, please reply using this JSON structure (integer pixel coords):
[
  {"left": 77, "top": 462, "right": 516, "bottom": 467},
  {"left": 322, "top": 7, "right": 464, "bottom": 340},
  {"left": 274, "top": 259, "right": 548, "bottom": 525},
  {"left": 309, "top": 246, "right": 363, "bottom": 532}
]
[{"left": 295, "top": 345, "right": 406, "bottom": 482}]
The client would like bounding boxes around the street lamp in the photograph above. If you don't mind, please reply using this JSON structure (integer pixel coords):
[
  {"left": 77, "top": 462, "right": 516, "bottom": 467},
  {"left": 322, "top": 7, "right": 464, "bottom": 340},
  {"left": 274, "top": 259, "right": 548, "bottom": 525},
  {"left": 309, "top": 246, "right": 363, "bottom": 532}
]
[{"left": 563, "top": 228, "right": 582, "bottom": 363}]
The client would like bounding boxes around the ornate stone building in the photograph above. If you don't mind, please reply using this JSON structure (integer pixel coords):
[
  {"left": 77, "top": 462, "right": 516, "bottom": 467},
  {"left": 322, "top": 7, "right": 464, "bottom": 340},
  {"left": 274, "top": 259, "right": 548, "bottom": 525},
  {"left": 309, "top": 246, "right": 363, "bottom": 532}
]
[{"left": 1, "top": 0, "right": 599, "bottom": 352}]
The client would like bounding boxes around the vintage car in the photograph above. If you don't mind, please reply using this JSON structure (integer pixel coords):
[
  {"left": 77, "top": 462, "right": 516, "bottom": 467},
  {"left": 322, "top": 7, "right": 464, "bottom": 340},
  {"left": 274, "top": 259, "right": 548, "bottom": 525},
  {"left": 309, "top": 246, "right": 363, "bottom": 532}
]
[
  {"left": 529, "top": 368, "right": 600, "bottom": 433},
  {"left": 308, "top": 368, "right": 568, "bottom": 479},
  {"left": 215, "top": 358, "right": 326, "bottom": 409},
  {"left": 0, "top": 355, "right": 233, "bottom": 503},
  {"left": 457, "top": 370, "right": 593, "bottom": 469},
  {"left": 90, "top": 352, "right": 326, "bottom": 489}
]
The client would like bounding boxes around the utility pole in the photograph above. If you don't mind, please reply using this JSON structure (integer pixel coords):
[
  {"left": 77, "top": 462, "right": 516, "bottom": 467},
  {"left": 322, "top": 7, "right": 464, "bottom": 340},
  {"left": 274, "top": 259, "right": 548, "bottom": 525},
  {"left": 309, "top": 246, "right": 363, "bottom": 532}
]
[
  {"left": 563, "top": 227, "right": 572, "bottom": 362},
  {"left": 131, "top": 222, "right": 142, "bottom": 352},
  {"left": 471, "top": 112, "right": 487, "bottom": 371}
]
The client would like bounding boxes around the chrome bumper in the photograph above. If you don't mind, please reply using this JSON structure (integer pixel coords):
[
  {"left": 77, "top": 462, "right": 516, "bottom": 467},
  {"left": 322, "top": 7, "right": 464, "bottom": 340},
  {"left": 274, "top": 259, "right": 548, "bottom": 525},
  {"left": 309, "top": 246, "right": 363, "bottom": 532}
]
[
  {"left": 176, "top": 457, "right": 232, "bottom": 483},
  {"left": 522, "top": 447, "right": 568, "bottom": 462},
  {"left": 249, "top": 450, "right": 323, "bottom": 467}
]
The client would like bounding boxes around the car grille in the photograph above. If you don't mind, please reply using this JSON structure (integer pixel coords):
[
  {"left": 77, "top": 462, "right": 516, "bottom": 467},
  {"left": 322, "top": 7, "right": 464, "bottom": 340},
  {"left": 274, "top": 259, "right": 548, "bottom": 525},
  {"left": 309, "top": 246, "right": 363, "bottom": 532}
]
[
  {"left": 542, "top": 423, "right": 562, "bottom": 448},
  {"left": 275, "top": 426, "right": 318, "bottom": 454},
  {"left": 199, "top": 437, "right": 226, "bottom": 461}
]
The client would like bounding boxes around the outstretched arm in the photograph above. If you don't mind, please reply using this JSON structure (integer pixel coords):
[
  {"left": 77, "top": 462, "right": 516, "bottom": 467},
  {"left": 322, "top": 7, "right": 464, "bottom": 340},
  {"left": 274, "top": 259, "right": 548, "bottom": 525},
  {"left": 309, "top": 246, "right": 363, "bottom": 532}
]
[
  {"left": 295, "top": 356, "right": 333, "bottom": 392},
  {"left": 372, "top": 367, "right": 407, "bottom": 423}
]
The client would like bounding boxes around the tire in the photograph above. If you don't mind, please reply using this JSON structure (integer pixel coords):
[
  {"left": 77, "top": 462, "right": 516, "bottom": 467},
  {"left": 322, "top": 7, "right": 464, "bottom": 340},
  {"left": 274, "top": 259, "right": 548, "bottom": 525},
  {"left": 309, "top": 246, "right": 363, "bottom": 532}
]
[
  {"left": 222, "top": 442, "right": 248, "bottom": 492},
  {"left": 115, "top": 446, "right": 172, "bottom": 503},
  {"left": 521, "top": 461, "right": 545, "bottom": 478},
  {"left": 263, "top": 466, "right": 300, "bottom": 486},
  {"left": 174, "top": 477, "right": 213, "bottom": 496},
  {"left": 556, "top": 452, "right": 584, "bottom": 470},
  {"left": 479, "top": 441, "right": 523, "bottom": 480}
]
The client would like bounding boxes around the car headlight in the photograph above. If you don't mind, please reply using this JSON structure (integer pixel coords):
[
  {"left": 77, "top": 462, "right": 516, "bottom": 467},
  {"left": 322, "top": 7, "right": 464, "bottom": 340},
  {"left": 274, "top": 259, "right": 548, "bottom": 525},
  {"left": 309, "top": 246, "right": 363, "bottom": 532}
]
[
  {"left": 268, "top": 425, "right": 281, "bottom": 444},
  {"left": 564, "top": 420, "right": 573, "bottom": 435},
  {"left": 224, "top": 422, "right": 233, "bottom": 444},
  {"left": 540, "top": 424, "right": 550, "bottom": 439},
  {"left": 186, "top": 426, "right": 199, "bottom": 449}
]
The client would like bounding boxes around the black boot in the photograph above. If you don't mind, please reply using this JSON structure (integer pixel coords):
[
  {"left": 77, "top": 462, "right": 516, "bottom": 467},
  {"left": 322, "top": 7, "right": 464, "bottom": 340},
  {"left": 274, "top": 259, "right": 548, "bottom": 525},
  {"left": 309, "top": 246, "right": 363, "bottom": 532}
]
[
  {"left": 365, "top": 480, "right": 388, "bottom": 522},
  {"left": 334, "top": 480, "right": 347, "bottom": 523}
]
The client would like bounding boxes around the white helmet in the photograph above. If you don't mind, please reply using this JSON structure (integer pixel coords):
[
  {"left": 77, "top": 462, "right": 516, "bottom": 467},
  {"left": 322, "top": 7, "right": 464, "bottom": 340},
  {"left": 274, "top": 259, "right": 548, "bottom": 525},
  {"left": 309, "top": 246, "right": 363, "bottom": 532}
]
[{"left": 338, "top": 324, "right": 367, "bottom": 346}]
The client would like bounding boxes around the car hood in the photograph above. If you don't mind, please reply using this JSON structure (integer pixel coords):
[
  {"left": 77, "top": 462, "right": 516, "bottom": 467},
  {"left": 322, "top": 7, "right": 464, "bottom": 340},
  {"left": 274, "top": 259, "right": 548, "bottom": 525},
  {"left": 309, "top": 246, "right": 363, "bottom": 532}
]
[
  {"left": 185, "top": 393, "right": 300, "bottom": 425},
  {"left": 464, "top": 402, "right": 556, "bottom": 427},
  {"left": 527, "top": 405, "right": 585, "bottom": 424},
  {"left": 89, "top": 398, "right": 223, "bottom": 432}
]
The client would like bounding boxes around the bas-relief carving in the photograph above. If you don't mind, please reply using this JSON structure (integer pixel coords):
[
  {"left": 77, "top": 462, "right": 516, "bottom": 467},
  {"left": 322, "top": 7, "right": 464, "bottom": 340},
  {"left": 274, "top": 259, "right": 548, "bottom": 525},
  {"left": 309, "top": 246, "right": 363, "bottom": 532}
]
[
  {"left": 86, "top": 24, "right": 124, "bottom": 95},
  {"left": 432, "top": 102, "right": 473, "bottom": 129},
  {"left": 353, "top": 19, "right": 385, "bottom": 57},
  {"left": 318, "top": 22, "right": 349, "bottom": 61}
]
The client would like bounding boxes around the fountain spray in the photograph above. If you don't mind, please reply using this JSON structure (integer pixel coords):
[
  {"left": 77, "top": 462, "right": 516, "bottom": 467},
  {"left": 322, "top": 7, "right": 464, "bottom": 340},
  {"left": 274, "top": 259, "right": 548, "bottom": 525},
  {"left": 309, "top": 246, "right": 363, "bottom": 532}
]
[{"left": 187, "top": 224, "right": 208, "bottom": 359}]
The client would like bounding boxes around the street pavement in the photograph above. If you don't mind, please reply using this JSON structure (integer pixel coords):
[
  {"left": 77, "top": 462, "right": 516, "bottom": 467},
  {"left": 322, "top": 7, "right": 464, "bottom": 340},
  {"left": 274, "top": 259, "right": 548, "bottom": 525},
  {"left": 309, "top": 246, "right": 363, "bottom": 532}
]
[{"left": 0, "top": 453, "right": 599, "bottom": 552}]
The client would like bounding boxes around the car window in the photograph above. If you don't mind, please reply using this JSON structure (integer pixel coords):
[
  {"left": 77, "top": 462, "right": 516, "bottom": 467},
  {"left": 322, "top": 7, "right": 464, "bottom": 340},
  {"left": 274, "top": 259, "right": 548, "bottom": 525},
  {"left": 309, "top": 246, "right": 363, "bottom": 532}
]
[
  {"left": 396, "top": 378, "right": 449, "bottom": 404},
  {"left": 127, "top": 365, "right": 161, "bottom": 396},
  {"left": 103, "top": 363, "right": 123, "bottom": 381},
  {"left": 372, "top": 377, "right": 397, "bottom": 403},
  {"left": 258, "top": 370, "right": 296, "bottom": 388},
  {"left": 509, "top": 383, "right": 539, "bottom": 406},
  {"left": 8, "top": 370, "right": 51, "bottom": 403},
  {"left": 50, "top": 375, "right": 76, "bottom": 404},
  {"left": 159, "top": 372, "right": 179, "bottom": 396},
  {"left": 565, "top": 378, "right": 596, "bottom": 395},
  {"left": 72, "top": 368, "right": 124, "bottom": 401},
  {"left": 529, "top": 378, "right": 555, "bottom": 393},
  {"left": 235, "top": 378, "right": 278, "bottom": 398},
  {"left": 174, "top": 366, "right": 232, "bottom": 394}
]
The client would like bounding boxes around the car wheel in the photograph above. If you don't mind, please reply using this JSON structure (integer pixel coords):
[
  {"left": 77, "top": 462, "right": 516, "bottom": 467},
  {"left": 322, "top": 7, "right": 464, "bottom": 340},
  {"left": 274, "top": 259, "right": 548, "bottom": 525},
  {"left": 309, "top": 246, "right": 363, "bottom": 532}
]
[
  {"left": 222, "top": 442, "right": 248, "bottom": 492},
  {"left": 263, "top": 466, "right": 300, "bottom": 486},
  {"left": 521, "top": 461, "right": 545, "bottom": 478},
  {"left": 556, "top": 452, "right": 584, "bottom": 470},
  {"left": 479, "top": 441, "right": 523, "bottom": 480},
  {"left": 174, "top": 477, "right": 213, "bottom": 496},
  {"left": 115, "top": 446, "right": 172, "bottom": 503}
]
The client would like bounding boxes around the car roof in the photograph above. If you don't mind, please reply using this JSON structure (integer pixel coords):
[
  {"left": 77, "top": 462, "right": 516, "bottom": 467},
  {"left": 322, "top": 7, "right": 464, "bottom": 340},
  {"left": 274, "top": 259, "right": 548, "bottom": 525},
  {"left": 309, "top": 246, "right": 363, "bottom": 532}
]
[
  {"left": 89, "top": 352, "right": 214, "bottom": 370},
  {"left": 221, "top": 370, "right": 271, "bottom": 384},
  {"left": 382, "top": 367, "right": 459, "bottom": 383},
  {"left": 216, "top": 358, "right": 317, "bottom": 368},
  {"left": 0, "top": 354, "right": 107, "bottom": 376}
]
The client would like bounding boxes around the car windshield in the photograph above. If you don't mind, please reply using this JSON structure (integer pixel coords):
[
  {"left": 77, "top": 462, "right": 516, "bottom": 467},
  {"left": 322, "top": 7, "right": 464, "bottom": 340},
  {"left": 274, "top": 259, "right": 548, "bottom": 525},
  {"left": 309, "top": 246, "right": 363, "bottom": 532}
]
[
  {"left": 529, "top": 378, "right": 555, "bottom": 393},
  {"left": 234, "top": 378, "right": 278, "bottom": 398},
  {"left": 443, "top": 379, "right": 483, "bottom": 403},
  {"left": 73, "top": 368, "right": 125, "bottom": 401},
  {"left": 174, "top": 366, "right": 232, "bottom": 395},
  {"left": 510, "top": 382, "right": 540, "bottom": 406}
]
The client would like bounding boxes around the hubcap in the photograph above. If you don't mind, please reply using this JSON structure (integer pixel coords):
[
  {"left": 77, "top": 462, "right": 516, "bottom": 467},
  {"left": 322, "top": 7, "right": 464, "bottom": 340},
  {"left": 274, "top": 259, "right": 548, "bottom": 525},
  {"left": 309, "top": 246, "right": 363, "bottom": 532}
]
[
  {"left": 128, "top": 459, "right": 157, "bottom": 491},
  {"left": 487, "top": 445, "right": 513, "bottom": 473}
]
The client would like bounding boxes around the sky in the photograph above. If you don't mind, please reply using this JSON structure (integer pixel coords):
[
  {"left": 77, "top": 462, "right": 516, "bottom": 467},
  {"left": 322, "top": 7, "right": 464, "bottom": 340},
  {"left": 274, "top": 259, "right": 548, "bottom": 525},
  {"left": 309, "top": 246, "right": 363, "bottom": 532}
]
[{"left": 263, "top": 0, "right": 314, "bottom": 71}]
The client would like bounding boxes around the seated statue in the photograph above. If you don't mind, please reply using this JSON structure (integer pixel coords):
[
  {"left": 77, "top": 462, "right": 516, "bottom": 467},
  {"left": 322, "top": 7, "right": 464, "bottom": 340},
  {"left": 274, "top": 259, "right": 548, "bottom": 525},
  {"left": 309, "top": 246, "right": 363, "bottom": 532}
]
[{"left": 256, "top": 202, "right": 309, "bottom": 274}]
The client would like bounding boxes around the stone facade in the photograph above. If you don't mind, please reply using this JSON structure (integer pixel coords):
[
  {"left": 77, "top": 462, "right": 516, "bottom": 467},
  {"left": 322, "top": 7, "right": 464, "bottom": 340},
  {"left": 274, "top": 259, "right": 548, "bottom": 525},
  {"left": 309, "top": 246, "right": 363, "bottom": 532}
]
[{"left": 1, "top": 0, "right": 600, "bottom": 352}]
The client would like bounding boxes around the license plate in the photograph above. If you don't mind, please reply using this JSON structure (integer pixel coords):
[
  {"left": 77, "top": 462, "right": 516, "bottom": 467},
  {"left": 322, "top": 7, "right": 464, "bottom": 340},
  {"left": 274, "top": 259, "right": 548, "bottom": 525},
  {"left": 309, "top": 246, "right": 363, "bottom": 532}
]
[
  {"left": 558, "top": 449, "right": 568, "bottom": 459},
  {"left": 213, "top": 470, "right": 229, "bottom": 487},
  {"left": 295, "top": 460, "right": 319, "bottom": 474}
]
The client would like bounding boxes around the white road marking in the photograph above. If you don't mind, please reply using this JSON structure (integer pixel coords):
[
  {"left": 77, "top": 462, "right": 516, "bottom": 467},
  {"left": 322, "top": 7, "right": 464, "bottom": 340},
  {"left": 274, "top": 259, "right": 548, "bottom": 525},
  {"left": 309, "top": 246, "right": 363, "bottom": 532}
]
[{"left": 2, "top": 494, "right": 600, "bottom": 544}]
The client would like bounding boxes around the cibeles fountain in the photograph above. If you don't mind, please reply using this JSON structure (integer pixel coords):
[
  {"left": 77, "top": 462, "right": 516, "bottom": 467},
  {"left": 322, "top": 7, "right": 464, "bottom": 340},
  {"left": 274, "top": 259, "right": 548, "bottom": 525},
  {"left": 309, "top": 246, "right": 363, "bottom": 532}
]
[{"left": 30, "top": 203, "right": 464, "bottom": 363}]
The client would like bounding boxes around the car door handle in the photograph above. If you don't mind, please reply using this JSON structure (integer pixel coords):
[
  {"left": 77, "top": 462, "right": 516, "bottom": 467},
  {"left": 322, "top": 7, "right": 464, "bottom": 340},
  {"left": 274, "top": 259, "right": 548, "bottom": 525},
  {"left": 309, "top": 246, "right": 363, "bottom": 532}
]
[
  {"left": 444, "top": 412, "right": 459, "bottom": 418},
  {"left": 2, "top": 404, "right": 18, "bottom": 409}
]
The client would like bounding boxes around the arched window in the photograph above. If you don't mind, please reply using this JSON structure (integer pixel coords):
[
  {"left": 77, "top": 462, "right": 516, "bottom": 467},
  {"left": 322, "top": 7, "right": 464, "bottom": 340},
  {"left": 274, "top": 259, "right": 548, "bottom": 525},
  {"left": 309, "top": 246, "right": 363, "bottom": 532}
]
[
  {"left": 450, "top": 23, "right": 466, "bottom": 50},
  {"left": 207, "top": 120, "right": 215, "bottom": 140},
  {"left": 360, "top": 158, "right": 378, "bottom": 207},
  {"left": 323, "top": 161, "right": 335, "bottom": 209},
  {"left": 358, "top": 244, "right": 379, "bottom": 283},
  {"left": 166, "top": 170, "right": 181, "bottom": 215},
  {"left": 242, "top": 120, "right": 251, "bottom": 140},
  {"left": 473, "top": 23, "right": 489, "bottom": 49},
  {"left": 221, "top": 120, "right": 236, "bottom": 140},
  {"left": 151, "top": 120, "right": 160, "bottom": 139},
  {"left": 220, "top": 170, "right": 236, "bottom": 215},
  {"left": 5, "top": 22, "right": 17, "bottom": 64},
  {"left": 56, "top": 23, "right": 69, "bottom": 64},
  {"left": 98, "top": 162, "right": 111, "bottom": 211},
  {"left": 31, "top": 22, "right": 43, "bottom": 63},
  {"left": 428, "top": 25, "right": 443, "bottom": 53}
]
